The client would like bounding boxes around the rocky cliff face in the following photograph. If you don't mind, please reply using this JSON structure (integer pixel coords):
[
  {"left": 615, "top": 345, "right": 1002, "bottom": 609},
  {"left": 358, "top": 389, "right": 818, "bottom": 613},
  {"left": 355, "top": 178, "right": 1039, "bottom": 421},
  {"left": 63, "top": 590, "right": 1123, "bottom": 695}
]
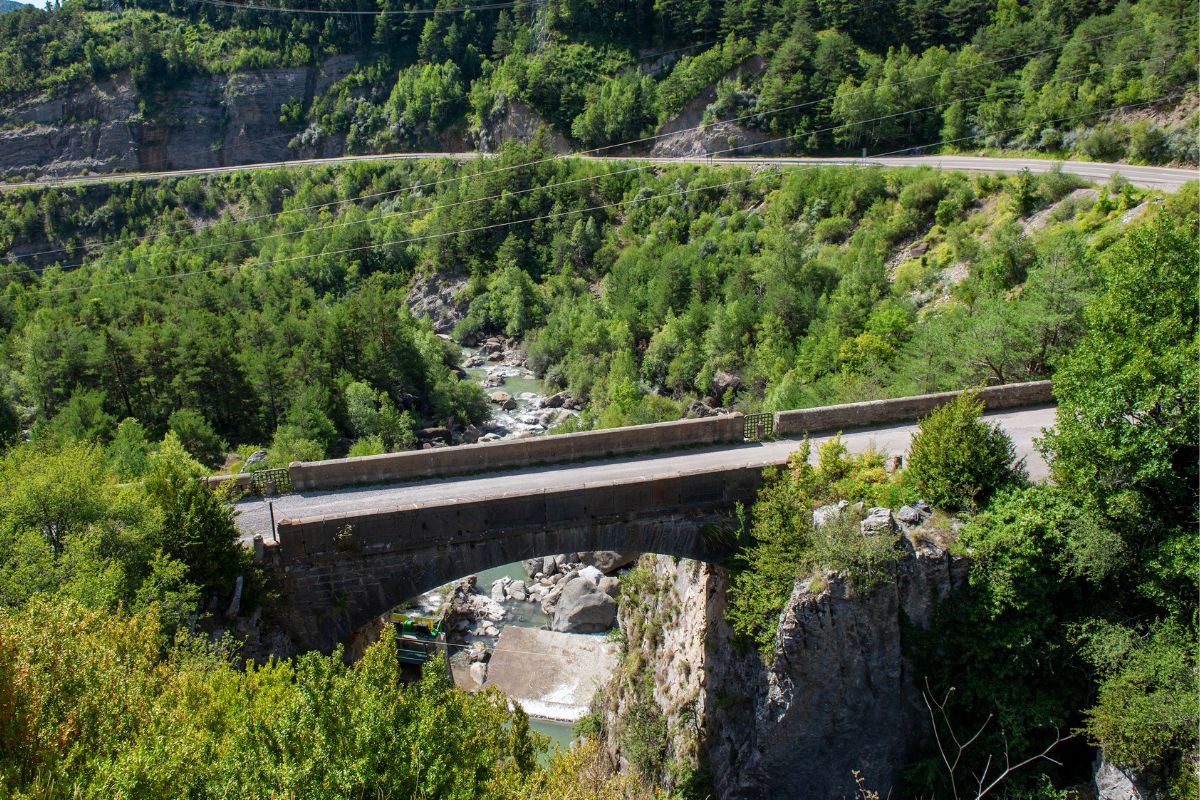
[
  {"left": 0, "top": 56, "right": 356, "bottom": 179},
  {"left": 597, "top": 555, "right": 722, "bottom": 788},
  {"left": 600, "top": 541, "right": 969, "bottom": 799},
  {"left": 474, "top": 98, "right": 571, "bottom": 154},
  {"left": 648, "top": 56, "right": 786, "bottom": 159}
]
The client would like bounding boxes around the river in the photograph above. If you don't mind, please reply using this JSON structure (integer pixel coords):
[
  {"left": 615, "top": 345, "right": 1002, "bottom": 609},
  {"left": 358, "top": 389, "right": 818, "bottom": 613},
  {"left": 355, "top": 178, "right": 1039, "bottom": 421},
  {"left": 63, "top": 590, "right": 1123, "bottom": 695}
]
[{"left": 399, "top": 350, "right": 579, "bottom": 752}]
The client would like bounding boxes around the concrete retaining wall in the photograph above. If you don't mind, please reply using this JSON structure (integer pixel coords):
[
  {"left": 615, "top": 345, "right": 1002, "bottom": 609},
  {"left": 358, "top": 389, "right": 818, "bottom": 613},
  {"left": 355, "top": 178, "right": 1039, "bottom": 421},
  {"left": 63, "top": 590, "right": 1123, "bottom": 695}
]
[
  {"left": 772, "top": 381, "right": 1052, "bottom": 437},
  {"left": 286, "top": 413, "right": 745, "bottom": 491}
]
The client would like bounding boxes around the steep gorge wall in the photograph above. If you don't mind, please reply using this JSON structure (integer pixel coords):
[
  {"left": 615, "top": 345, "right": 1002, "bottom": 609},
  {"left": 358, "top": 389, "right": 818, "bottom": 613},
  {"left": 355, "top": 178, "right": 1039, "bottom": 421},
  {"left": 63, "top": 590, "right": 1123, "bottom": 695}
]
[
  {"left": 0, "top": 56, "right": 356, "bottom": 180},
  {"left": 601, "top": 546, "right": 969, "bottom": 799}
]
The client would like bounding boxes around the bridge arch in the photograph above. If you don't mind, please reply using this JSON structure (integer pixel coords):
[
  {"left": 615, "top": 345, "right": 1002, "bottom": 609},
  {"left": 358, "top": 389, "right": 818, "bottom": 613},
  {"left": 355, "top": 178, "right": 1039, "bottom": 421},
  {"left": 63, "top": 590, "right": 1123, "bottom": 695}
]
[{"left": 263, "top": 467, "right": 764, "bottom": 653}]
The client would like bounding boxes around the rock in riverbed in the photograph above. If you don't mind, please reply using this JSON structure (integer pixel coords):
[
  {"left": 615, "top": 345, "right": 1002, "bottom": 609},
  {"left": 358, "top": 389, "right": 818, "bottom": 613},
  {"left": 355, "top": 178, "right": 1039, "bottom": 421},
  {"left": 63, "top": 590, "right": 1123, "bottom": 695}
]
[{"left": 551, "top": 577, "right": 617, "bottom": 633}]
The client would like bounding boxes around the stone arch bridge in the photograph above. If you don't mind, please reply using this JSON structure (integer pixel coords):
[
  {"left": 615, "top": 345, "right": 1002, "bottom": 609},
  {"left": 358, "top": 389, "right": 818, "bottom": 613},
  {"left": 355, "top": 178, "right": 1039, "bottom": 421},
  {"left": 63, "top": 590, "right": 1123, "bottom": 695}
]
[
  {"left": 261, "top": 466, "right": 759, "bottom": 652},
  {"left": 239, "top": 381, "right": 1054, "bottom": 653}
]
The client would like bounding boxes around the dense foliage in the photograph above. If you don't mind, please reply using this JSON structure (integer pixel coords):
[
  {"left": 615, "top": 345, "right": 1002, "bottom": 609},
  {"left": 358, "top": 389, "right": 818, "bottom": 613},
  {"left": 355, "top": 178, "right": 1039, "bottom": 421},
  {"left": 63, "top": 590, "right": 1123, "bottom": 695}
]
[
  {"left": 1, "top": 0, "right": 1195, "bottom": 165},
  {"left": 0, "top": 365, "right": 642, "bottom": 800},
  {"left": 721, "top": 213, "right": 1197, "bottom": 795},
  {"left": 0, "top": 435, "right": 249, "bottom": 630},
  {"left": 905, "top": 390, "right": 1023, "bottom": 510},
  {"left": 0, "top": 153, "right": 1189, "bottom": 467},
  {"left": 726, "top": 437, "right": 913, "bottom": 654},
  {"left": 0, "top": 599, "right": 553, "bottom": 799},
  {"left": 0, "top": 132, "right": 1193, "bottom": 797},
  {"left": 911, "top": 216, "right": 1198, "bottom": 796}
]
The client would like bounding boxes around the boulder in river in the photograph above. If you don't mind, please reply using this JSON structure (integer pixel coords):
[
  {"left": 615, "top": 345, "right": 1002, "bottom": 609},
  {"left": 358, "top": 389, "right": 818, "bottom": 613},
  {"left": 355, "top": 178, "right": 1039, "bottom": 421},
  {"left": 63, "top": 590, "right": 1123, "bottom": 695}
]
[
  {"left": 239, "top": 449, "right": 268, "bottom": 473},
  {"left": 540, "top": 567, "right": 580, "bottom": 614},
  {"left": 711, "top": 369, "right": 742, "bottom": 397},
  {"left": 541, "top": 391, "right": 569, "bottom": 409},
  {"left": 419, "top": 426, "right": 452, "bottom": 442},
  {"left": 584, "top": 551, "right": 638, "bottom": 573},
  {"left": 469, "top": 661, "right": 487, "bottom": 687},
  {"left": 577, "top": 565, "right": 604, "bottom": 584},
  {"left": 551, "top": 576, "right": 617, "bottom": 633}
]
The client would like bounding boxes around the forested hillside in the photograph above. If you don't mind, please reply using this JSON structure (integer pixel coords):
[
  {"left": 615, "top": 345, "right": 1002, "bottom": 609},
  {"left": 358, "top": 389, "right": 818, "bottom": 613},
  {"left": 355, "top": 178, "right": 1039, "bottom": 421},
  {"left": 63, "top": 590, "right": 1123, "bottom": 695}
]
[
  {"left": 1, "top": 0, "right": 1196, "bottom": 165},
  {"left": 2, "top": 148, "right": 1191, "bottom": 469}
]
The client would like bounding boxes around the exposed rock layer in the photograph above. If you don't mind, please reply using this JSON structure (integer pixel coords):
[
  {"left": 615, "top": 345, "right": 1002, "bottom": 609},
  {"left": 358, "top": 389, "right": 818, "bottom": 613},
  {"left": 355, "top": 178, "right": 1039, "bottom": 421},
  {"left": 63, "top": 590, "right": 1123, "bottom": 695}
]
[
  {"left": 601, "top": 542, "right": 969, "bottom": 798},
  {"left": 0, "top": 58, "right": 356, "bottom": 179}
]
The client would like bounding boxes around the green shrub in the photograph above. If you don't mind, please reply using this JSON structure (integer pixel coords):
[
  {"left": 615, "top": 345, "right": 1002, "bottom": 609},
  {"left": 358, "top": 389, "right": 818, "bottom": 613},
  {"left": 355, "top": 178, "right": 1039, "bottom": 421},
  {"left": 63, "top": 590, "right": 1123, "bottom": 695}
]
[
  {"left": 572, "top": 711, "right": 602, "bottom": 739},
  {"left": 898, "top": 175, "right": 948, "bottom": 215},
  {"left": 267, "top": 424, "right": 325, "bottom": 467},
  {"left": 1126, "top": 121, "right": 1168, "bottom": 165},
  {"left": 285, "top": 385, "right": 338, "bottom": 452},
  {"left": 620, "top": 695, "right": 668, "bottom": 780},
  {"left": 106, "top": 417, "right": 152, "bottom": 480},
  {"left": 814, "top": 215, "right": 854, "bottom": 243},
  {"left": 43, "top": 388, "right": 116, "bottom": 444},
  {"left": 1078, "top": 123, "right": 1127, "bottom": 162},
  {"left": 1084, "top": 621, "right": 1199, "bottom": 790},
  {"left": 140, "top": 432, "right": 245, "bottom": 599},
  {"left": 347, "top": 434, "right": 386, "bottom": 457},
  {"left": 906, "top": 390, "right": 1020, "bottom": 511},
  {"left": 0, "top": 395, "right": 19, "bottom": 449},
  {"left": 167, "top": 408, "right": 227, "bottom": 468}
]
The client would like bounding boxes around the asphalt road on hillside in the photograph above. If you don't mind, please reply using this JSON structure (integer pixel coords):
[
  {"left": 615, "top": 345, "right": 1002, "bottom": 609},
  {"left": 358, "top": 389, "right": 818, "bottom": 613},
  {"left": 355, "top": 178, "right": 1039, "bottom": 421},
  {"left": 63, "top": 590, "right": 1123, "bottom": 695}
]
[
  {"left": 234, "top": 404, "right": 1057, "bottom": 543},
  {"left": 7, "top": 153, "right": 1195, "bottom": 192}
]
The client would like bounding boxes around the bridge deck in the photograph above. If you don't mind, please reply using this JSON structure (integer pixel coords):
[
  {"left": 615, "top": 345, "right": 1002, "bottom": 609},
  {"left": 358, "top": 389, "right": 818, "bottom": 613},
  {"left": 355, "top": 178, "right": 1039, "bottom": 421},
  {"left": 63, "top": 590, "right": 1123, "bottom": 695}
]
[{"left": 233, "top": 405, "right": 1055, "bottom": 543}]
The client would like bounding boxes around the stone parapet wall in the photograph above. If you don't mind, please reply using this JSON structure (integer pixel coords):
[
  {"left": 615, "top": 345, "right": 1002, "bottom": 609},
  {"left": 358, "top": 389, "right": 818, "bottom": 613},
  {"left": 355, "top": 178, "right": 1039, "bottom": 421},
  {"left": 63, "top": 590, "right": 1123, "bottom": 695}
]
[
  {"left": 772, "top": 380, "right": 1052, "bottom": 437},
  {"left": 286, "top": 413, "right": 745, "bottom": 491},
  {"left": 202, "top": 473, "right": 254, "bottom": 491},
  {"left": 209, "top": 382, "right": 1052, "bottom": 493}
]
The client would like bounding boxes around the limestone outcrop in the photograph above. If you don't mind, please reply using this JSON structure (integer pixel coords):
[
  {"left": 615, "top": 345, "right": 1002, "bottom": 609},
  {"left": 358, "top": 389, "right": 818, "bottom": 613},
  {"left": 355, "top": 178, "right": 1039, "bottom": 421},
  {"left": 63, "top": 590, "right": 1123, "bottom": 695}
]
[
  {"left": 0, "top": 57, "right": 356, "bottom": 181},
  {"left": 598, "top": 524, "right": 970, "bottom": 799}
]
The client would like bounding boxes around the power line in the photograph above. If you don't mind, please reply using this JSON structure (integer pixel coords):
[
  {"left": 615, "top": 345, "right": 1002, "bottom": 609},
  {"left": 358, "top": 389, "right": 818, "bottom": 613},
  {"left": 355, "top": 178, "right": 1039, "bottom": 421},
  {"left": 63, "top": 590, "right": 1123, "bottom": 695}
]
[
  {"left": 872, "top": 94, "right": 1188, "bottom": 158},
  {"left": 2, "top": 15, "right": 1185, "bottom": 265},
  {"left": 192, "top": 0, "right": 518, "bottom": 15},
  {"left": 9, "top": 53, "right": 1166, "bottom": 279},
  {"left": 28, "top": 92, "right": 1184, "bottom": 297},
  {"left": 34, "top": 171, "right": 776, "bottom": 295}
]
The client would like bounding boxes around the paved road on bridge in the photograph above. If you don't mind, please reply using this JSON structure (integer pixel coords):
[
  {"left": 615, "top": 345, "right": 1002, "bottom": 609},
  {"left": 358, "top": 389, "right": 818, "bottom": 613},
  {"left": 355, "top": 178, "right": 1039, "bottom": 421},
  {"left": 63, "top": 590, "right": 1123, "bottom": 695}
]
[
  {"left": 235, "top": 404, "right": 1056, "bottom": 543},
  {"left": 8, "top": 153, "right": 1194, "bottom": 192}
]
